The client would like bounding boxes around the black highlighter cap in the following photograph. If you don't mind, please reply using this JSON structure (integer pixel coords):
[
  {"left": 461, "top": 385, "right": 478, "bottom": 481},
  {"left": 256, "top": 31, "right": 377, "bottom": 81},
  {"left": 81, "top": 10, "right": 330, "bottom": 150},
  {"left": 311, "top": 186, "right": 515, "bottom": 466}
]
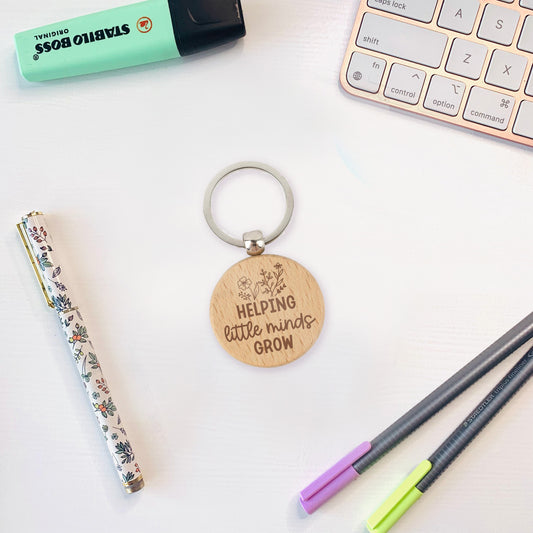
[{"left": 168, "top": 0, "right": 246, "bottom": 56}]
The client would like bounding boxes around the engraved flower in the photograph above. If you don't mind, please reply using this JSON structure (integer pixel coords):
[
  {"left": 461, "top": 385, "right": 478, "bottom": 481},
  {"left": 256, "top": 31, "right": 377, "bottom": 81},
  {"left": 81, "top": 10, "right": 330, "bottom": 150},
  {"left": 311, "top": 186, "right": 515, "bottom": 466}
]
[{"left": 237, "top": 277, "right": 252, "bottom": 291}]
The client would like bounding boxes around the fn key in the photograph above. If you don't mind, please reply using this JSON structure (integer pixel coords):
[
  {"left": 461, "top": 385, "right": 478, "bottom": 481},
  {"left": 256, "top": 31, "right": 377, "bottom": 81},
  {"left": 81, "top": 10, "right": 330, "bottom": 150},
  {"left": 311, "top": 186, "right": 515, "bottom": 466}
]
[{"left": 347, "top": 52, "right": 386, "bottom": 93}]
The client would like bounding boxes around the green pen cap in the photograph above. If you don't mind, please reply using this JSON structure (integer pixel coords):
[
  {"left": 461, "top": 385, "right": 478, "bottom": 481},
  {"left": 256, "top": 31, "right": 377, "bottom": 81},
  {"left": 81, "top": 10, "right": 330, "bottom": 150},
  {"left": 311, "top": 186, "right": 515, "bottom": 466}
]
[
  {"left": 14, "top": 0, "right": 245, "bottom": 81},
  {"left": 366, "top": 460, "right": 432, "bottom": 533}
]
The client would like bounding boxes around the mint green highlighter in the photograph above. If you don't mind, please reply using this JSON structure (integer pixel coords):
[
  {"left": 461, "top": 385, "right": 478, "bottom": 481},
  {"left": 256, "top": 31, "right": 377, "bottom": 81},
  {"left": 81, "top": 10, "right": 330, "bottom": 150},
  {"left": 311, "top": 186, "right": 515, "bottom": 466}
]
[{"left": 15, "top": 0, "right": 245, "bottom": 81}]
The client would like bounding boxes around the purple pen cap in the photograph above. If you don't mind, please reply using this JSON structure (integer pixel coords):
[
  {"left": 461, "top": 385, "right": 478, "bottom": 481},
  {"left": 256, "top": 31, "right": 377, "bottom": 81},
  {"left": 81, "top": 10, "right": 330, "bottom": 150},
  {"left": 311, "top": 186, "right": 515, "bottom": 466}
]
[{"left": 299, "top": 441, "right": 371, "bottom": 514}]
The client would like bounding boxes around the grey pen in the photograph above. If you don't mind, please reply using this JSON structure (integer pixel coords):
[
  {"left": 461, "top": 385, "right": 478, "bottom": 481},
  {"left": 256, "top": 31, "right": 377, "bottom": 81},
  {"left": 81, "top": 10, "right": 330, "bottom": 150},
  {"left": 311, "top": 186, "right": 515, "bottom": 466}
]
[
  {"left": 366, "top": 347, "right": 533, "bottom": 533},
  {"left": 299, "top": 311, "right": 533, "bottom": 513}
]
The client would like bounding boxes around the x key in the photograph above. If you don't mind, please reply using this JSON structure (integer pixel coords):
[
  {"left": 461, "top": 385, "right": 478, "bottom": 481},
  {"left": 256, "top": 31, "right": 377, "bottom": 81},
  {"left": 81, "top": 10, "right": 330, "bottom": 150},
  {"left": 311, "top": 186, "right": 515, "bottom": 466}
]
[{"left": 486, "top": 49, "right": 527, "bottom": 91}]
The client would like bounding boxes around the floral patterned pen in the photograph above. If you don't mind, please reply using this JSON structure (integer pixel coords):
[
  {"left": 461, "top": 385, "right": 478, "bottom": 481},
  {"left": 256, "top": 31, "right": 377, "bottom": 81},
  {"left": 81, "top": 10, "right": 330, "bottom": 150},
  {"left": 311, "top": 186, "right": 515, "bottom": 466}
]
[{"left": 17, "top": 212, "right": 144, "bottom": 493}]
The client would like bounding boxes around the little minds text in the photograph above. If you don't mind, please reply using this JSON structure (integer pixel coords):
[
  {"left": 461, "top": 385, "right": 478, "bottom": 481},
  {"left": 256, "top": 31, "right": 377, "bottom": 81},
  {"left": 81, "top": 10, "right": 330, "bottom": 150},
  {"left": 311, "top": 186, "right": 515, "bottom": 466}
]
[{"left": 223, "top": 295, "right": 317, "bottom": 355}]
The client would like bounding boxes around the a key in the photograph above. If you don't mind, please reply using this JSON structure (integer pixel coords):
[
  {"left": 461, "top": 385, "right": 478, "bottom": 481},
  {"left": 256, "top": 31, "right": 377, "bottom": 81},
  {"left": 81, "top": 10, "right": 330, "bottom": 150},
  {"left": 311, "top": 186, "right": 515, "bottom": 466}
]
[
  {"left": 446, "top": 38, "right": 488, "bottom": 79},
  {"left": 520, "top": 0, "right": 533, "bottom": 9},
  {"left": 518, "top": 16, "right": 533, "bottom": 53},
  {"left": 513, "top": 101, "right": 533, "bottom": 139},
  {"left": 356, "top": 13, "right": 448, "bottom": 68},
  {"left": 346, "top": 52, "right": 387, "bottom": 93},
  {"left": 485, "top": 49, "right": 528, "bottom": 91},
  {"left": 478, "top": 4, "right": 520, "bottom": 45},
  {"left": 367, "top": 0, "right": 438, "bottom": 23},
  {"left": 438, "top": 0, "right": 480, "bottom": 34},
  {"left": 384, "top": 63, "right": 426, "bottom": 104},
  {"left": 464, "top": 86, "right": 515, "bottom": 130},
  {"left": 526, "top": 67, "right": 533, "bottom": 96},
  {"left": 424, "top": 75, "right": 466, "bottom": 116}
]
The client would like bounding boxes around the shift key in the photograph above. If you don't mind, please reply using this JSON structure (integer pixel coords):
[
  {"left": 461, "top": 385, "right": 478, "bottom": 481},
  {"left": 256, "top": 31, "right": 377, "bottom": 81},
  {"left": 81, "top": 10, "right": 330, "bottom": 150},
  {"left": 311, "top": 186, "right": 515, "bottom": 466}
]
[{"left": 357, "top": 13, "right": 448, "bottom": 68}]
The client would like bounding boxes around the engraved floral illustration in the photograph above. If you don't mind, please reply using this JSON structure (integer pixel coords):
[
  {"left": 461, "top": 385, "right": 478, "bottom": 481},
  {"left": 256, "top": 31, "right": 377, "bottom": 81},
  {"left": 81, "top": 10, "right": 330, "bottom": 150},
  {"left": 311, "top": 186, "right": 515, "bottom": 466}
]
[{"left": 238, "top": 262, "right": 287, "bottom": 301}]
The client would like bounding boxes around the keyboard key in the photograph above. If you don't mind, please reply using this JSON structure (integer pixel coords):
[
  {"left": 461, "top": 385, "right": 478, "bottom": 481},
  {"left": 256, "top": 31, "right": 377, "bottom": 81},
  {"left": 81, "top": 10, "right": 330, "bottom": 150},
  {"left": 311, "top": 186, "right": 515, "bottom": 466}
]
[
  {"left": 520, "top": 0, "right": 533, "bottom": 9},
  {"left": 367, "top": 0, "right": 438, "bottom": 23},
  {"left": 446, "top": 38, "right": 488, "bottom": 79},
  {"left": 424, "top": 75, "right": 466, "bottom": 116},
  {"left": 478, "top": 4, "right": 520, "bottom": 45},
  {"left": 485, "top": 49, "right": 527, "bottom": 91},
  {"left": 384, "top": 63, "right": 426, "bottom": 104},
  {"left": 438, "top": 0, "right": 480, "bottom": 34},
  {"left": 527, "top": 67, "right": 533, "bottom": 96},
  {"left": 518, "top": 16, "right": 533, "bottom": 53},
  {"left": 346, "top": 52, "right": 386, "bottom": 93},
  {"left": 357, "top": 13, "right": 448, "bottom": 68},
  {"left": 513, "top": 101, "right": 533, "bottom": 139},
  {"left": 464, "top": 86, "right": 515, "bottom": 130}
]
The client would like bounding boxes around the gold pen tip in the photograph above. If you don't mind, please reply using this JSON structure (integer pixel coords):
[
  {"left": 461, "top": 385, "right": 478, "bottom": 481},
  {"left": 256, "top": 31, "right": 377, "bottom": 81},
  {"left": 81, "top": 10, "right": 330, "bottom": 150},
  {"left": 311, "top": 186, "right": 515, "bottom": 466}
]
[{"left": 124, "top": 475, "right": 145, "bottom": 494}]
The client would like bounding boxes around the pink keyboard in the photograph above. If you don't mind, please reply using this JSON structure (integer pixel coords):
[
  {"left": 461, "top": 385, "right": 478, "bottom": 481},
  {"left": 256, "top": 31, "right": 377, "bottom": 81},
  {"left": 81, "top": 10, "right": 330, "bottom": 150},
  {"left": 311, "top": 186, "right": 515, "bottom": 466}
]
[{"left": 341, "top": 0, "right": 533, "bottom": 147}]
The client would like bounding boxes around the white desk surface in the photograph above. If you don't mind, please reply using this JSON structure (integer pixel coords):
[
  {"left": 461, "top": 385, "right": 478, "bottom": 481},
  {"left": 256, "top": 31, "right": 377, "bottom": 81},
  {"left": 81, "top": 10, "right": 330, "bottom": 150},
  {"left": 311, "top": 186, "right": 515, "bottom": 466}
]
[{"left": 2, "top": 1, "right": 532, "bottom": 532}]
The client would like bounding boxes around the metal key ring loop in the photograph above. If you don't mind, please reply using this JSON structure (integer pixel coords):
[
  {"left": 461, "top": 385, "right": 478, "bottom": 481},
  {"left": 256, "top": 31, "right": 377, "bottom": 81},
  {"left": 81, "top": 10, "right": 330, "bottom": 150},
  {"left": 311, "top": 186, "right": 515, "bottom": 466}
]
[{"left": 203, "top": 161, "right": 294, "bottom": 248}]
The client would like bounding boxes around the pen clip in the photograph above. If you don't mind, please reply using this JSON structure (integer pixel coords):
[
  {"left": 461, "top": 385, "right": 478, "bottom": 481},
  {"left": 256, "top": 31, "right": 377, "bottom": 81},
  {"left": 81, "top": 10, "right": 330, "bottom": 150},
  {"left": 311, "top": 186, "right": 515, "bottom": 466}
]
[{"left": 17, "top": 216, "right": 55, "bottom": 309}]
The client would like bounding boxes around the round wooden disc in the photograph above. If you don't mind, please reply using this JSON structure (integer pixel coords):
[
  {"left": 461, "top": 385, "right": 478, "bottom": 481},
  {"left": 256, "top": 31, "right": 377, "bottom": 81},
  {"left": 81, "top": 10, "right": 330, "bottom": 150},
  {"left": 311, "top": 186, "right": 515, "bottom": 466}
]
[{"left": 210, "top": 254, "right": 324, "bottom": 367}]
